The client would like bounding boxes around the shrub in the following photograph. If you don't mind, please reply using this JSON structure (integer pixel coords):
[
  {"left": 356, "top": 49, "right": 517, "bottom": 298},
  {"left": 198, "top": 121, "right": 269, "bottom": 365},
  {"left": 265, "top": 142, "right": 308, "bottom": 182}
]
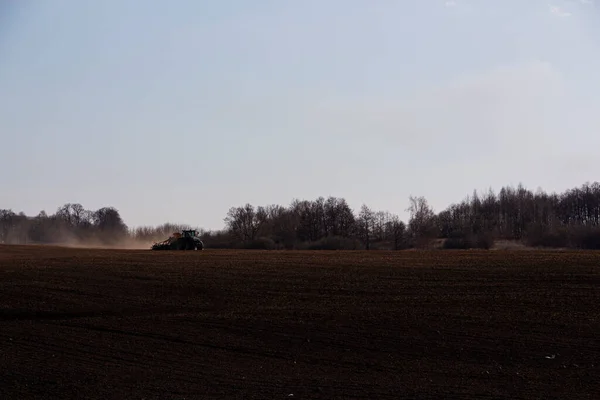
[
  {"left": 570, "top": 226, "right": 600, "bottom": 250},
  {"left": 442, "top": 231, "right": 494, "bottom": 249},
  {"left": 299, "top": 236, "right": 363, "bottom": 250},
  {"left": 527, "top": 231, "right": 569, "bottom": 248},
  {"left": 243, "top": 237, "right": 277, "bottom": 250}
]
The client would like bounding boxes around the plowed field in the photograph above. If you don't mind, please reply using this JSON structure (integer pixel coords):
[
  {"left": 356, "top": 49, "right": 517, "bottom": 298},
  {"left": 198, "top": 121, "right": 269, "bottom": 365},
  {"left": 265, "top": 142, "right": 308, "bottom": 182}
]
[{"left": 1, "top": 245, "right": 599, "bottom": 399}]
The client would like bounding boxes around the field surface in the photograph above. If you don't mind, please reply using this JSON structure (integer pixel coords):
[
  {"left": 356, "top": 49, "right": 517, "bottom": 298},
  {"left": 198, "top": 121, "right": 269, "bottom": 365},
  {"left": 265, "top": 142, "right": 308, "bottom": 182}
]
[{"left": 0, "top": 245, "right": 599, "bottom": 399}]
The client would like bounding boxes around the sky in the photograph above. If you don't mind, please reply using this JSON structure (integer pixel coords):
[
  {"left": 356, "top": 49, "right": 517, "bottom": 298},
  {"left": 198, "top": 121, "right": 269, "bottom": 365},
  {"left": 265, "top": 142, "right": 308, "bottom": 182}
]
[{"left": 1, "top": 0, "right": 598, "bottom": 230}]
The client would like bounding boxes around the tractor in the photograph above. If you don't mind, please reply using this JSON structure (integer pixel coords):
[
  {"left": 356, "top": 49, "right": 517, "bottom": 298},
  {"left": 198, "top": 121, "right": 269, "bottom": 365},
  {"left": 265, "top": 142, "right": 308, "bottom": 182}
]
[{"left": 151, "top": 229, "right": 204, "bottom": 250}]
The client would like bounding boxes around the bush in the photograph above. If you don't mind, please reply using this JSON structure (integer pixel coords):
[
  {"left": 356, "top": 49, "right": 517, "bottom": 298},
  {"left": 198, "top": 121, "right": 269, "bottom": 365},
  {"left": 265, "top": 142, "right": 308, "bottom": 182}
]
[
  {"left": 570, "top": 226, "right": 600, "bottom": 250},
  {"left": 526, "top": 230, "right": 569, "bottom": 248},
  {"left": 442, "top": 231, "right": 494, "bottom": 249},
  {"left": 473, "top": 232, "right": 495, "bottom": 249},
  {"left": 525, "top": 225, "right": 600, "bottom": 249},
  {"left": 525, "top": 222, "right": 569, "bottom": 248},
  {"left": 200, "top": 231, "right": 238, "bottom": 249},
  {"left": 299, "top": 236, "right": 363, "bottom": 250},
  {"left": 443, "top": 237, "right": 468, "bottom": 249},
  {"left": 243, "top": 237, "right": 277, "bottom": 250}
]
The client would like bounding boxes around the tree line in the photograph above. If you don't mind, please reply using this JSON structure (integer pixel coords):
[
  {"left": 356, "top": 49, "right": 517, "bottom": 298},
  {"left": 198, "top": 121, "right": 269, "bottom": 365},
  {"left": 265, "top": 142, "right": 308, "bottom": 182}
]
[{"left": 2, "top": 181, "right": 600, "bottom": 250}]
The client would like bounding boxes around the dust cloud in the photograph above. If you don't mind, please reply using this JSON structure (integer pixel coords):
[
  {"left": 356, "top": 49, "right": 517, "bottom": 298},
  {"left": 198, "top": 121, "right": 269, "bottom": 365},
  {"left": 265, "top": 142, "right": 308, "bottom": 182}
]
[{"left": 52, "top": 237, "right": 155, "bottom": 250}]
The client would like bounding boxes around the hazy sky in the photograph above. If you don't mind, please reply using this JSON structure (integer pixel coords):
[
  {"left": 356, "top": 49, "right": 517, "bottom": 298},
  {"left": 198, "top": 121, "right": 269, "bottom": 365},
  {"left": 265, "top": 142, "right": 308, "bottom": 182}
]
[{"left": 1, "top": 0, "right": 598, "bottom": 229}]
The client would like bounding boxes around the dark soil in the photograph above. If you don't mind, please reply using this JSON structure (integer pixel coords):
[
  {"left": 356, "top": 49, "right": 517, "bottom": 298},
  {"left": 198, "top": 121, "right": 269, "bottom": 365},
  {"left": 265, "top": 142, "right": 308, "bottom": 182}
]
[{"left": 1, "top": 245, "right": 599, "bottom": 399}]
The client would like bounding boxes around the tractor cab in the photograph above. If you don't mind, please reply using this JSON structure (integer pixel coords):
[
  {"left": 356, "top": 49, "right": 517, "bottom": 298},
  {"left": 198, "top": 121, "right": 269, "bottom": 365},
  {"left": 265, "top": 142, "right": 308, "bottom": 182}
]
[{"left": 182, "top": 229, "right": 199, "bottom": 238}]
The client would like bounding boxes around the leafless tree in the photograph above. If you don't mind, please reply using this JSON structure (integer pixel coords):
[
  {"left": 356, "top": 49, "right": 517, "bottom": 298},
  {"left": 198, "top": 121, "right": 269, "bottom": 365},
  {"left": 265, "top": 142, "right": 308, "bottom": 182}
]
[
  {"left": 357, "top": 204, "right": 375, "bottom": 250},
  {"left": 224, "top": 204, "right": 264, "bottom": 243},
  {"left": 407, "top": 196, "right": 437, "bottom": 248}
]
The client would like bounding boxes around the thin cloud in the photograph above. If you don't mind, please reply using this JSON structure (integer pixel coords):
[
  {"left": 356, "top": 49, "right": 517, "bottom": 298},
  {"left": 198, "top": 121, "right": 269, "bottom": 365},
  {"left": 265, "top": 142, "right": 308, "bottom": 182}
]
[
  {"left": 549, "top": 5, "right": 572, "bottom": 16},
  {"left": 443, "top": 0, "right": 474, "bottom": 14}
]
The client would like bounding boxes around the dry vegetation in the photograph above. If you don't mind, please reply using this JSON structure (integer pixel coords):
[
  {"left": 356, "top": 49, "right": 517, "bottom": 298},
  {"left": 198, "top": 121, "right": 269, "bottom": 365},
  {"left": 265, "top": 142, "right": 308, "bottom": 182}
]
[
  {"left": 6, "top": 181, "right": 600, "bottom": 252},
  {"left": 1, "top": 245, "right": 599, "bottom": 399}
]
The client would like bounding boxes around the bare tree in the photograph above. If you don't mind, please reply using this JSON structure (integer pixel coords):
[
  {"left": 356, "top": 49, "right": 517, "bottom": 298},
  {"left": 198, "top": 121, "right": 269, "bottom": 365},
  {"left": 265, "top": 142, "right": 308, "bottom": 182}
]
[
  {"left": 357, "top": 204, "right": 375, "bottom": 250},
  {"left": 389, "top": 215, "right": 406, "bottom": 250},
  {"left": 407, "top": 196, "right": 437, "bottom": 248},
  {"left": 224, "top": 204, "right": 264, "bottom": 243}
]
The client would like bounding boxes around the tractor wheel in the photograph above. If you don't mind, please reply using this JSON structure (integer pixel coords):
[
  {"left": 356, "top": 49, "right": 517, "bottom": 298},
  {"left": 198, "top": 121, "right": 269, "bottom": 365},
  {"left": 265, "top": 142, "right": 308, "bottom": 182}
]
[
  {"left": 177, "top": 237, "right": 193, "bottom": 250},
  {"left": 186, "top": 238, "right": 195, "bottom": 250},
  {"left": 181, "top": 239, "right": 190, "bottom": 250}
]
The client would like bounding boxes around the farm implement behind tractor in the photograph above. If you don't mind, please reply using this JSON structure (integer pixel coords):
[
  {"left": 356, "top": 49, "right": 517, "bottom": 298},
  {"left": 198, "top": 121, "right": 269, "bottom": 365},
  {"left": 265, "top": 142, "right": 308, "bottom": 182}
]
[{"left": 151, "top": 230, "right": 204, "bottom": 251}]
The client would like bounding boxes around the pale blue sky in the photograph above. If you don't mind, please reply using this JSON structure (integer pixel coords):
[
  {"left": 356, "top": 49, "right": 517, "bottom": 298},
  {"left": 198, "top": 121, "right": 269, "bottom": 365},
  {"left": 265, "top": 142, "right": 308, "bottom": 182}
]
[{"left": 1, "top": 0, "right": 598, "bottom": 229}]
